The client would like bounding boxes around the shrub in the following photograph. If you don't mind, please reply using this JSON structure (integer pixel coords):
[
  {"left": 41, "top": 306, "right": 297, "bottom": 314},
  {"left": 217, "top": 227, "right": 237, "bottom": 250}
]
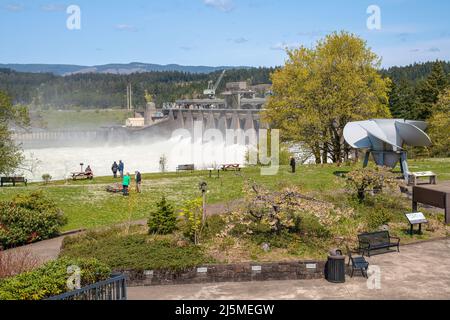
[
  {"left": 0, "top": 257, "right": 111, "bottom": 300},
  {"left": 60, "top": 228, "right": 214, "bottom": 272},
  {"left": 346, "top": 166, "right": 400, "bottom": 201},
  {"left": 148, "top": 196, "right": 177, "bottom": 235},
  {"left": 0, "top": 250, "right": 40, "bottom": 279},
  {"left": 0, "top": 191, "right": 67, "bottom": 249},
  {"left": 42, "top": 173, "right": 52, "bottom": 184},
  {"left": 365, "top": 207, "right": 393, "bottom": 230}
]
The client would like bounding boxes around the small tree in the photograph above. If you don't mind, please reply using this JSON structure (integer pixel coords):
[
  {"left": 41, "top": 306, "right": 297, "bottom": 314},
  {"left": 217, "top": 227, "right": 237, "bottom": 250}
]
[
  {"left": 148, "top": 196, "right": 177, "bottom": 235},
  {"left": 42, "top": 174, "right": 52, "bottom": 185},
  {"left": 178, "top": 198, "right": 203, "bottom": 245},
  {"left": 346, "top": 166, "right": 399, "bottom": 201},
  {"left": 159, "top": 155, "right": 167, "bottom": 173}
]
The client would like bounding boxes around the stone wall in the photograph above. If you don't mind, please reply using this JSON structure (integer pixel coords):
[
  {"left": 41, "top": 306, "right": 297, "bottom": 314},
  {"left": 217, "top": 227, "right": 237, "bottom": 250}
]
[{"left": 125, "top": 260, "right": 328, "bottom": 287}]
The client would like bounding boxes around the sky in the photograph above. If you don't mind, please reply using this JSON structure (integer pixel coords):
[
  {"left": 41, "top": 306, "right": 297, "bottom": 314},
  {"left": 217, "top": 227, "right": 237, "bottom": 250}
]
[{"left": 0, "top": 0, "right": 449, "bottom": 68}]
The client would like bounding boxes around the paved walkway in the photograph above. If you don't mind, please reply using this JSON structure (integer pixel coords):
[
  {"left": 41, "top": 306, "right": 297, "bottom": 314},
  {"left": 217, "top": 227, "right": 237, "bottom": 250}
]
[{"left": 128, "top": 239, "right": 450, "bottom": 300}]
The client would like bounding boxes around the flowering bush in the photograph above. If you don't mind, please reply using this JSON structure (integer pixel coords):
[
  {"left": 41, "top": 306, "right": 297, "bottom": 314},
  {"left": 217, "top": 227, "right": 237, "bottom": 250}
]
[
  {"left": 217, "top": 181, "right": 354, "bottom": 239},
  {"left": 346, "top": 166, "right": 400, "bottom": 201}
]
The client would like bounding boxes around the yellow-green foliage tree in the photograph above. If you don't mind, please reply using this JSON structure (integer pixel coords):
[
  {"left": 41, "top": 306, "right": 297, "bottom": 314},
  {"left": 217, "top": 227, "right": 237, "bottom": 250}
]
[
  {"left": 0, "top": 91, "right": 29, "bottom": 175},
  {"left": 429, "top": 89, "right": 450, "bottom": 157},
  {"left": 179, "top": 198, "right": 203, "bottom": 245},
  {"left": 263, "top": 32, "right": 391, "bottom": 164}
]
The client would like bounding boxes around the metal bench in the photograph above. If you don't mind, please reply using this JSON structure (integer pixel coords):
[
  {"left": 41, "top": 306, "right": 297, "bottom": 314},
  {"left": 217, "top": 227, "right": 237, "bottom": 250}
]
[
  {"left": 346, "top": 245, "right": 369, "bottom": 278},
  {"left": 358, "top": 231, "right": 400, "bottom": 257},
  {"left": 176, "top": 164, "right": 195, "bottom": 172},
  {"left": 0, "top": 176, "right": 28, "bottom": 187}
]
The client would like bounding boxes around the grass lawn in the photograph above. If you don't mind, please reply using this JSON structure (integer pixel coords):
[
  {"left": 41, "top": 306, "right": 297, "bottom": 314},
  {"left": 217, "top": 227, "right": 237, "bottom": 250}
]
[
  {"left": 0, "top": 158, "right": 449, "bottom": 232},
  {"left": 30, "top": 109, "right": 132, "bottom": 130}
]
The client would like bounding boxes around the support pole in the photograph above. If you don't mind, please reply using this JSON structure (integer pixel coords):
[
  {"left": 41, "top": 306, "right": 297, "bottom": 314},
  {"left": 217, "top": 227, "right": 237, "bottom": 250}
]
[
  {"left": 400, "top": 151, "right": 409, "bottom": 182},
  {"left": 363, "top": 151, "right": 370, "bottom": 168}
]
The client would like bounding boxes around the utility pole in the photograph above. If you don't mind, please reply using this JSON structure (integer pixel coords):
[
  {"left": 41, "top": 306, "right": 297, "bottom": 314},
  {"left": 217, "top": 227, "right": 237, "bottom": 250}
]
[{"left": 126, "top": 83, "right": 133, "bottom": 111}]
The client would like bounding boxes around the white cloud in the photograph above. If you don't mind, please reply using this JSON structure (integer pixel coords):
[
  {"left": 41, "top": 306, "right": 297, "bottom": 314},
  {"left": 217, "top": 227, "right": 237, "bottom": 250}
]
[
  {"left": 376, "top": 39, "right": 450, "bottom": 67},
  {"left": 115, "top": 24, "right": 138, "bottom": 32},
  {"left": 4, "top": 3, "right": 24, "bottom": 12},
  {"left": 41, "top": 4, "right": 66, "bottom": 12},
  {"left": 203, "top": 0, "right": 234, "bottom": 12},
  {"left": 270, "top": 42, "right": 300, "bottom": 51},
  {"left": 229, "top": 37, "right": 249, "bottom": 44}
]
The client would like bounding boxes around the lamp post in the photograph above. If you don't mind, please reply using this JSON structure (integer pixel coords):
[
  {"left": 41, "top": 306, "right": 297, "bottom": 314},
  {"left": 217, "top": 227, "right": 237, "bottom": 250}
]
[{"left": 199, "top": 181, "right": 208, "bottom": 225}]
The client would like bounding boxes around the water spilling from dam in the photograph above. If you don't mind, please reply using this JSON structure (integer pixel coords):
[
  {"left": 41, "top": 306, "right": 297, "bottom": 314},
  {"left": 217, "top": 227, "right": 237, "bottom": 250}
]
[{"left": 21, "top": 135, "right": 249, "bottom": 182}]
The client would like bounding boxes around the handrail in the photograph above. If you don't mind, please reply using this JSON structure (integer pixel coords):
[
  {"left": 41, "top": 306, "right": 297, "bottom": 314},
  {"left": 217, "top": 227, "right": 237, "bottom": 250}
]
[{"left": 47, "top": 274, "right": 127, "bottom": 300}]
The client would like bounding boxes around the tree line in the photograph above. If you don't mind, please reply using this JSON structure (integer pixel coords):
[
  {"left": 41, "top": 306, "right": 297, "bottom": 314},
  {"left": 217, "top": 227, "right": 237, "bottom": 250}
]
[{"left": 0, "top": 68, "right": 275, "bottom": 109}]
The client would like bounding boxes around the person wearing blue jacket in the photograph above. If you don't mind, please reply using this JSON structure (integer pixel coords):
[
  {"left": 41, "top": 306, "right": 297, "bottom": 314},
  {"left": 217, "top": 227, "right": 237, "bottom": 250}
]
[{"left": 118, "top": 160, "right": 124, "bottom": 178}]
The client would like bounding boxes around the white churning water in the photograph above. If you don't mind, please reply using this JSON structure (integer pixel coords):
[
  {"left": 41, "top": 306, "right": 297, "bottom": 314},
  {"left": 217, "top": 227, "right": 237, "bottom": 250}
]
[{"left": 22, "top": 135, "right": 249, "bottom": 182}]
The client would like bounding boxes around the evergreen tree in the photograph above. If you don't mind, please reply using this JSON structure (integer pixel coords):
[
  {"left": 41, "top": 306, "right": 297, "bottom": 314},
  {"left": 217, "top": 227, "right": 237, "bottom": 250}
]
[
  {"left": 147, "top": 196, "right": 177, "bottom": 235},
  {"left": 389, "top": 79, "right": 420, "bottom": 119},
  {"left": 428, "top": 89, "right": 450, "bottom": 157},
  {"left": 416, "top": 62, "right": 448, "bottom": 119}
]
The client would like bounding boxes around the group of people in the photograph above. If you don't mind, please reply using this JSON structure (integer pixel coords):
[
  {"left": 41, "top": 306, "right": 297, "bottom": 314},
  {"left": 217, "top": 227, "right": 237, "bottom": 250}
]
[{"left": 111, "top": 160, "right": 142, "bottom": 196}]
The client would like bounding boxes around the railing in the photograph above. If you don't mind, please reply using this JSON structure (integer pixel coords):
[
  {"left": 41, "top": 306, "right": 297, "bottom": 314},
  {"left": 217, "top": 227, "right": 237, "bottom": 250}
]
[{"left": 47, "top": 274, "right": 127, "bottom": 301}]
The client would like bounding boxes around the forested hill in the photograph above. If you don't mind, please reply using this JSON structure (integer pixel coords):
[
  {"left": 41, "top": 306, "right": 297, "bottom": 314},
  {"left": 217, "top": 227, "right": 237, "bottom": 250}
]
[
  {"left": 1, "top": 61, "right": 448, "bottom": 110},
  {"left": 0, "top": 62, "right": 250, "bottom": 76},
  {"left": 0, "top": 67, "right": 275, "bottom": 109},
  {"left": 382, "top": 60, "right": 450, "bottom": 84}
]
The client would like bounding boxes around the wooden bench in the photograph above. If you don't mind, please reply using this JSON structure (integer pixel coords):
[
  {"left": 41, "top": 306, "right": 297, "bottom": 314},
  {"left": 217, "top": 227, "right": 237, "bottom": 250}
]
[
  {"left": 358, "top": 231, "right": 400, "bottom": 257},
  {"left": 0, "top": 177, "right": 28, "bottom": 187},
  {"left": 221, "top": 164, "right": 241, "bottom": 171},
  {"left": 176, "top": 164, "right": 195, "bottom": 172},
  {"left": 408, "top": 171, "right": 437, "bottom": 186}
]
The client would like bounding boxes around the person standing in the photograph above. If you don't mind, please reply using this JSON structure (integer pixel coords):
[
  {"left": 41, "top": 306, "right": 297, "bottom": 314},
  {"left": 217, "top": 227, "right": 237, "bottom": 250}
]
[
  {"left": 111, "top": 161, "right": 119, "bottom": 178},
  {"left": 122, "top": 172, "right": 130, "bottom": 196},
  {"left": 135, "top": 171, "right": 142, "bottom": 193},
  {"left": 118, "top": 160, "right": 124, "bottom": 178},
  {"left": 290, "top": 156, "right": 296, "bottom": 173}
]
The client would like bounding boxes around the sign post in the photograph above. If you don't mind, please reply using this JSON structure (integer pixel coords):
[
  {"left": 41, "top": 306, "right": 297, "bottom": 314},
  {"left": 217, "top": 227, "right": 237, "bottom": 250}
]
[{"left": 405, "top": 212, "right": 428, "bottom": 235}]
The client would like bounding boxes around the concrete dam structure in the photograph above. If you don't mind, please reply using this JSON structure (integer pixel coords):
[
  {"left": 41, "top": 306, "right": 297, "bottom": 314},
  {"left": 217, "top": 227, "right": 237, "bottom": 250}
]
[
  {"left": 12, "top": 108, "right": 265, "bottom": 149},
  {"left": 134, "top": 108, "right": 265, "bottom": 138}
]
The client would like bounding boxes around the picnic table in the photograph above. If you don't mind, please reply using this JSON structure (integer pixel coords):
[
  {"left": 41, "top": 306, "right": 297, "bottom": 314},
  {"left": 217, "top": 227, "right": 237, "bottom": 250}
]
[
  {"left": 71, "top": 172, "right": 94, "bottom": 181},
  {"left": 408, "top": 171, "right": 437, "bottom": 186},
  {"left": 221, "top": 164, "right": 241, "bottom": 171}
]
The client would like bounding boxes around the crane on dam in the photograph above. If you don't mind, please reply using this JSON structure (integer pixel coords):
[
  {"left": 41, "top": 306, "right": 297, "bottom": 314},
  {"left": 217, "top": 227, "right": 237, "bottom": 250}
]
[{"left": 203, "top": 70, "right": 226, "bottom": 99}]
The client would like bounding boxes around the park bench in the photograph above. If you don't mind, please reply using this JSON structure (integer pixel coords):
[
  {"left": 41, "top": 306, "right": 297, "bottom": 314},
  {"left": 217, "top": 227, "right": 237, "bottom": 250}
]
[
  {"left": 0, "top": 176, "right": 28, "bottom": 187},
  {"left": 357, "top": 231, "right": 400, "bottom": 257},
  {"left": 176, "top": 164, "right": 195, "bottom": 172},
  {"left": 408, "top": 171, "right": 437, "bottom": 186},
  {"left": 221, "top": 164, "right": 241, "bottom": 171}
]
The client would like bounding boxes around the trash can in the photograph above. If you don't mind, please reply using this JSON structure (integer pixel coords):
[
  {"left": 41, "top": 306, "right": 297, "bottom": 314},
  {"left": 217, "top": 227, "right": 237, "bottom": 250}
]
[{"left": 326, "top": 249, "right": 346, "bottom": 283}]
